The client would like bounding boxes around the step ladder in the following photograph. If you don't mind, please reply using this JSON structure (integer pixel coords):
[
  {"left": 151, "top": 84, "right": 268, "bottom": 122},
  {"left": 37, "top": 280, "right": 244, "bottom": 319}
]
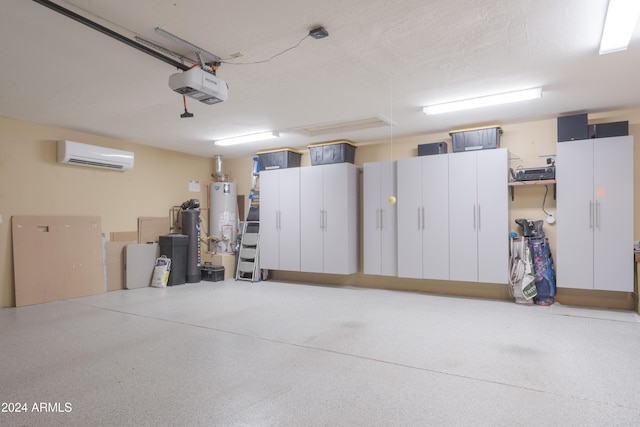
[{"left": 236, "top": 157, "right": 261, "bottom": 282}]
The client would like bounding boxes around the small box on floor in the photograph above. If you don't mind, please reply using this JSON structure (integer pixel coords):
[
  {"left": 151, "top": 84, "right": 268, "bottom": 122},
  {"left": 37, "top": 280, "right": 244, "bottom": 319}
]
[{"left": 201, "top": 263, "right": 225, "bottom": 282}]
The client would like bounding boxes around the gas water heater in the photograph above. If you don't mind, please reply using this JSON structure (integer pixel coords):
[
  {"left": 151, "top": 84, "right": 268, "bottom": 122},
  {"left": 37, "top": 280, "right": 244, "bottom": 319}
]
[{"left": 209, "top": 181, "right": 237, "bottom": 253}]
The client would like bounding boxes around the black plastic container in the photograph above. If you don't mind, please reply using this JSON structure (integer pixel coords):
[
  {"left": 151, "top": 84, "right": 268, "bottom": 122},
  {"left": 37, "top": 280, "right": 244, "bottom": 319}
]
[
  {"left": 557, "top": 114, "right": 588, "bottom": 142},
  {"left": 418, "top": 142, "right": 447, "bottom": 156},
  {"left": 588, "top": 121, "right": 629, "bottom": 139},
  {"left": 308, "top": 140, "right": 357, "bottom": 165},
  {"left": 257, "top": 148, "right": 302, "bottom": 171},
  {"left": 450, "top": 127, "right": 501, "bottom": 152},
  {"left": 159, "top": 234, "right": 189, "bottom": 286},
  {"left": 201, "top": 263, "right": 225, "bottom": 282}
]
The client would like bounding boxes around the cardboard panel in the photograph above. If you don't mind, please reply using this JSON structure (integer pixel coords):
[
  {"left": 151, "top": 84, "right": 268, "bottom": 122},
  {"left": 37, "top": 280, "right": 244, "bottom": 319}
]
[
  {"left": 124, "top": 243, "right": 159, "bottom": 289},
  {"left": 138, "top": 217, "right": 170, "bottom": 244},
  {"left": 105, "top": 241, "right": 128, "bottom": 291},
  {"left": 12, "top": 216, "right": 105, "bottom": 307},
  {"left": 110, "top": 231, "right": 138, "bottom": 242}
]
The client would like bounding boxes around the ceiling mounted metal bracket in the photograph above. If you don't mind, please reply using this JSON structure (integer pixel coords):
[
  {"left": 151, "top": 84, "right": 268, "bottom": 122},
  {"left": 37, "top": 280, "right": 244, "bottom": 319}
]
[{"left": 154, "top": 27, "right": 221, "bottom": 65}]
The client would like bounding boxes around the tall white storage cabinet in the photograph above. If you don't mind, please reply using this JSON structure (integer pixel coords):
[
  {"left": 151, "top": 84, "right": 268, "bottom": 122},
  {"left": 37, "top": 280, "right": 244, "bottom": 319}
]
[
  {"left": 556, "top": 136, "right": 633, "bottom": 292},
  {"left": 300, "top": 163, "right": 359, "bottom": 274},
  {"left": 448, "top": 148, "right": 508, "bottom": 283},
  {"left": 396, "top": 155, "right": 450, "bottom": 280},
  {"left": 259, "top": 168, "right": 301, "bottom": 271},
  {"left": 363, "top": 161, "right": 397, "bottom": 276}
]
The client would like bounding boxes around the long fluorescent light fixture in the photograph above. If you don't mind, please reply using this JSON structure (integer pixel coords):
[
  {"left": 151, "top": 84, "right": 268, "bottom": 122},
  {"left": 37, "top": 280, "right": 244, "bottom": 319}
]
[
  {"left": 214, "top": 131, "right": 279, "bottom": 146},
  {"left": 422, "top": 88, "right": 542, "bottom": 115},
  {"left": 599, "top": 0, "right": 640, "bottom": 55},
  {"left": 155, "top": 27, "right": 221, "bottom": 63}
]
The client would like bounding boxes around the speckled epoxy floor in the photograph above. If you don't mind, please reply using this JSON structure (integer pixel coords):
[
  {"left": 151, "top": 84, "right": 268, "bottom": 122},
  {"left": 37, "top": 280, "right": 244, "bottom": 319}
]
[{"left": 1, "top": 280, "right": 639, "bottom": 426}]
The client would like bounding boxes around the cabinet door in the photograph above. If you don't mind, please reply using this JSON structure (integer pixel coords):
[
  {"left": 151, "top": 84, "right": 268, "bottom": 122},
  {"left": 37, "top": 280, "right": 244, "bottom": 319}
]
[
  {"left": 593, "top": 136, "right": 633, "bottom": 291},
  {"left": 379, "top": 161, "right": 397, "bottom": 276},
  {"left": 278, "top": 168, "right": 301, "bottom": 272},
  {"left": 397, "top": 157, "right": 424, "bottom": 278},
  {"left": 300, "top": 166, "right": 325, "bottom": 273},
  {"left": 363, "top": 162, "right": 382, "bottom": 275},
  {"left": 259, "top": 170, "right": 280, "bottom": 270},
  {"left": 364, "top": 161, "right": 397, "bottom": 276},
  {"left": 476, "top": 149, "right": 508, "bottom": 283},
  {"left": 556, "top": 140, "right": 595, "bottom": 289},
  {"left": 449, "top": 151, "right": 479, "bottom": 282},
  {"left": 422, "top": 154, "right": 449, "bottom": 280},
  {"left": 323, "top": 163, "right": 352, "bottom": 274}
]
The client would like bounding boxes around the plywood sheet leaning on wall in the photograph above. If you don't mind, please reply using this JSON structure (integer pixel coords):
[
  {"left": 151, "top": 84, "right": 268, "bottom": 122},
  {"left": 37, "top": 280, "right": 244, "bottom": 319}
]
[
  {"left": 12, "top": 216, "right": 105, "bottom": 307},
  {"left": 138, "top": 217, "right": 170, "bottom": 244}
]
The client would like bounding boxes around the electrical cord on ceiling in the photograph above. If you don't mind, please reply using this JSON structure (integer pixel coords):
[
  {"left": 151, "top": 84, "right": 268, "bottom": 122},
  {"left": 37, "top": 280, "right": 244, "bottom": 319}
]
[{"left": 220, "top": 34, "right": 310, "bottom": 65}]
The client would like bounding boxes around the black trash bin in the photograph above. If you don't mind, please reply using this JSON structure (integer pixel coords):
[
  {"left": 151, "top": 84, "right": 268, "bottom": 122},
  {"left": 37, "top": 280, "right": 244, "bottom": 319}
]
[{"left": 159, "top": 234, "right": 189, "bottom": 286}]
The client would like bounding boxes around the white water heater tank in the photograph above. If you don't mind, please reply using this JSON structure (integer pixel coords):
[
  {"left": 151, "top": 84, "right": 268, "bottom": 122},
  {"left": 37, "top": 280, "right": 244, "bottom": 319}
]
[{"left": 209, "top": 182, "right": 238, "bottom": 253}]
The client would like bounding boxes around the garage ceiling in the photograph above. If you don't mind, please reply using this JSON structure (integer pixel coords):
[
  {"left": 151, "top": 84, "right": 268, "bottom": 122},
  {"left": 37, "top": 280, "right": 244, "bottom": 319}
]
[{"left": 0, "top": 0, "right": 639, "bottom": 158}]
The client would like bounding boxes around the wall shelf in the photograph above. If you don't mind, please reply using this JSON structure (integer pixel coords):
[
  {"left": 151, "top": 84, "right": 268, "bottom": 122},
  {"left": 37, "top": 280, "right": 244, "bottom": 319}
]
[{"left": 508, "top": 179, "right": 556, "bottom": 201}]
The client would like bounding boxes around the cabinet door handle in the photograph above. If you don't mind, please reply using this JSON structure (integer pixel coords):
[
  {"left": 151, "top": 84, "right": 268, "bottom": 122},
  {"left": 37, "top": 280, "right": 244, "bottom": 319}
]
[
  {"left": 418, "top": 207, "right": 421, "bottom": 230},
  {"left": 478, "top": 204, "right": 481, "bottom": 231},
  {"left": 473, "top": 204, "right": 477, "bottom": 231},
  {"left": 421, "top": 206, "right": 425, "bottom": 230},
  {"left": 589, "top": 201, "right": 593, "bottom": 229},
  {"left": 278, "top": 210, "right": 281, "bottom": 230},
  {"left": 324, "top": 210, "right": 327, "bottom": 231}
]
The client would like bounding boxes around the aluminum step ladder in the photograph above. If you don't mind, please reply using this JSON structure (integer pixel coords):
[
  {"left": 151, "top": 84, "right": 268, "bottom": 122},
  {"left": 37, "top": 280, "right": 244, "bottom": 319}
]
[{"left": 236, "top": 157, "right": 261, "bottom": 282}]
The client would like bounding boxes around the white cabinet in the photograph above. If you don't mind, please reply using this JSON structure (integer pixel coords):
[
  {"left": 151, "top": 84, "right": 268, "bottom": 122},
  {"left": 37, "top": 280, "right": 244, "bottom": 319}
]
[
  {"left": 300, "top": 163, "right": 359, "bottom": 274},
  {"left": 448, "top": 148, "right": 508, "bottom": 283},
  {"left": 556, "top": 136, "right": 633, "bottom": 291},
  {"left": 259, "top": 168, "right": 301, "bottom": 271},
  {"left": 396, "top": 155, "right": 449, "bottom": 280},
  {"left": 363, "top": 161, "right": 397, "bottom": 276}
]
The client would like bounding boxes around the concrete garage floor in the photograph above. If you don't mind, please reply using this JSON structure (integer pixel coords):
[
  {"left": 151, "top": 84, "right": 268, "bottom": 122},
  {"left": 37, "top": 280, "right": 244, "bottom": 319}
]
[{"left": 1, "top": 280, "right": 639, "bottom": 426}]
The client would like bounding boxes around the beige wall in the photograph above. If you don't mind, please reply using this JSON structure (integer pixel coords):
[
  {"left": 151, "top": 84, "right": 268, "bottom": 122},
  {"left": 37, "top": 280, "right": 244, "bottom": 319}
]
[
  {"left": 0, "top": 116, "right": 216, "bottom": 307},
  {"left": 2, "top": 109, "right": 640, "bottom": 312}
]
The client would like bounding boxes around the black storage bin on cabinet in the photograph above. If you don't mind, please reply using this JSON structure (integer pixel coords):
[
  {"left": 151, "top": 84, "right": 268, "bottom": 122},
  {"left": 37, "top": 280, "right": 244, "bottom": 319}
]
[
  {"left": 450, "top": 126, "right": 502, "bottom": 152},
  {"left": 557, "top": 113, "right": 588, "bottom": 142},
  {"left": 308, "top": 140, "right": 357, "bottom": 165},
  {"left": 418, "top": 142, "right": 447, "bottom": 156},
  {"left": 588, "top": 121, "right": 629, "bottom": 139},
  {"left": 257, "top": 148, "right": 302, "bottom": 171}
]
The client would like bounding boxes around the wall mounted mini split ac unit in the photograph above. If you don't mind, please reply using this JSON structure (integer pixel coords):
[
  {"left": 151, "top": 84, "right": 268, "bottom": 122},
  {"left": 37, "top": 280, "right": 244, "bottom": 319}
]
[{"left": 57, "top": 140, "right": 134, "bottom": 171}]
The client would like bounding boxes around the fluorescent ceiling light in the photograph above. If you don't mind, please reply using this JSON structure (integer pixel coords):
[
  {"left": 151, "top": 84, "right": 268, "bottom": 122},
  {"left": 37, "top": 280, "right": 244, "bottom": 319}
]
[
  {"left": 214, "top": 131, "right": 279, "bottom": 146},
  {"left": 422, "top": 88, "right": 542, "bottom": 115},
  {"left": 599, "top": 0, "right": 640, "bottom": 55}
]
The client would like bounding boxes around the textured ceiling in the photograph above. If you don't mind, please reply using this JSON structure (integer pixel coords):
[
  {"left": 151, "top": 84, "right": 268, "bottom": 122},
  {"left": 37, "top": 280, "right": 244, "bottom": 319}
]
[{"left": 0, "top": 0, "right": 639, "bottom": 158}]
